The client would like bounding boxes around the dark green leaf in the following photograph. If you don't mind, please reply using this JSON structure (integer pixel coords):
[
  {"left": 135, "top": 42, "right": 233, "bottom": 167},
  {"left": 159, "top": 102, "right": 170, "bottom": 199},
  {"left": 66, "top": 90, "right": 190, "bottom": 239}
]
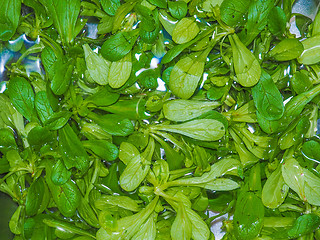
[
  {"left": 47, "top": 176, "right": 81, "bottom": 218},
  {"left": 268, "top": 6, "right": 287, "bottom": 36},
  {"left": 50, "top": 59, "right": 74, "bottom": 95},
  {"left": 25, "top": 178, "right": 49, "bottom": 216},
  {"left": 220, "top": 0, "right": 251, "bottom": 27},
  {"left": 148, "top": 0, "right": 167, "bottom": 8},
  {"left": 168, "top": 1, "right": 187, "bottom": 20},
  {"left": 35, "top": 91, "right": 54, "bottom": 124},
  {"left": 27, "top": 126, "right": 56, "bottom": 152},
  {"left": 82, "top": 140, "right": 119, "bottom": 161},
  {"left": 101, "top": 30, "right": 138, "bottom": 62},
  {"left": 84, "top": 87, "right": 120, "bottom": 107},
  {"left": 45, "top": 110, "right": 72, "bottom": 130},
  {"left": 0, "top": 128, "right": 17, "bottom": 154},
  {"left": 51, "top": 159, "right": 72, "bottom": 185},
  {"left": 101, "top": 0, "right": 120, "bottom": 16},
  {"left": 42, "top": 0, "right": 81, "bottom": 44},
  {"left": 58, "top": 124, "right": 90, "bottom": 174},
  {"left": 88, "top": 112, "right": 134, "bottom": 137},
  {"left": 252, "top": 70, "right": 284, "bottom": 121},
  {"left": 0, "top": 0, "right": 21, "bottom": 41},
  {"left": 7, "top": 76, "right": 35, "bottom": 121}
]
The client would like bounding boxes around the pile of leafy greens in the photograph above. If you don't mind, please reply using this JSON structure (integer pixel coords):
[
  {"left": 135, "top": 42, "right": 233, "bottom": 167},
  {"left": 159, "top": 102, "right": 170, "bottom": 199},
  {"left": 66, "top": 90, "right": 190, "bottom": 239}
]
[{"left": 2, "top": 0, "right": 320, "bottom": 239}]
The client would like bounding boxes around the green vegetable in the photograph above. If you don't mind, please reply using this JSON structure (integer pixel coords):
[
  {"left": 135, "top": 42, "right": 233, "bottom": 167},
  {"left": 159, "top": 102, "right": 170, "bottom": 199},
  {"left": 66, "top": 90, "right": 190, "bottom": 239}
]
[{"left": 2, "top": 1, "right": 320, "bottom": 239}]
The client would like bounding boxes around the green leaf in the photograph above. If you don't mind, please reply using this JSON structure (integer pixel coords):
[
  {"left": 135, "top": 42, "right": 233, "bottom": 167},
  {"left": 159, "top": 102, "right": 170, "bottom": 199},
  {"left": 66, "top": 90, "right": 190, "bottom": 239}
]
[
  {"left": 78, "top": 198, "right": 100, "bottom": 228},
  {"left": 59, "top": 124, "right": 90, "bottom": 174},
  {"left": 41, "top": 47, "right": 58, "bottom": 78},
  {"left": 35, "top": 91, "right": 54, "bottom": 124},
  {"left": 101, "top": 30, "right": 138, "bottom": 62},
  {"left": 186, "top": 207, "right": 210, "bottom": 240},
  {"left": 0, "top": 128, "right": 17, "bottom": 154},
  {"left": 84, "top": 87, "right": 120, "bottom": 107},
  {"left": 303, "top": 168, "right": 320, "bottom": 206},
  {"left": 25, "top": 178, "right": 49, "bottom": 216},
  {"left": 243, "top": 0, "right": 275, "bottom": 45},
  {"left": 229, "top": 34, "right": 261, "bottom": 87},
  {"left": 7, "top": 76, "right": 35, "bottom": 121},
  {"left": 268, "top": 6, "right": 287, "bottom": 36},
  {"left": 51, "top": 159, "right": 72, "bottom": 185},
  {"left": 97, "top": 15, "right": 114, "bottom": 34},
  {"left": 27, "top": 126, "right": 56, "bottom": 152},
  {"left": 148, "top": 0, "right": 167, "bottom": 8},
  {"left": 262, "top": 166, "right": 289, "bottom": 208},
  {"left": 82, "top": 140, "right": 119, "bottom": 161},
  {"left": 290, "top": 71, "right": 312, "bottom": 94},
  {"left": 101, "top": 0, "right": 120, "bottom": 16},
  {"left": 281, "top": 158, "right": 306, "bottom": 201},
  {"left": 268, "top": 38, "right": 304, "bottom": 61},
  {"left": 43, "top": 0, "right": 81, "bottom": 44},
  {"left": 112, "top": 1, "right": 137, "bottom": 33},
  {"left": 168, "top": 1, "right": 187, "bottom": 20},
  {"left": 220, "top": 0, "right": 251, "bottom": 27},
  {"left": 0, "top": 0, "right": 21, "bottom": 41},
  {"left": 83, "top": 44, "right": 110, "bottom": 85},
  {"left": 271, "top": 214, "right": 320, "bottom": 239},
  {"left": 252, "top": 70, "right": 284, "bottom": 121},
  {"left": 172, "top": 18, "right": 200, "bottom": 44},
  {"left": 50, "top": 58, "right": 74, "bottom": 95},
  {"left": 234, "top": 192, "right": 264, "bottom": 240},
  {"left": 169, "top": 56, "right": 204, "bottom": 99},
  {"left": 88, "top": 112, "right": 134, "bottom": 136},
  {"left": 43, "top": 218, "right": 95, "bottom": 238},
  {"left": 98, "top": 98, "right": 150, "bottom": 120},
  {"left": 163, "top": 99, "right": 220, "bottom": 122},
  {"left": 171, "top": 203, "right": 192, "bottom": 240},
  {"left": 47, "top": 176, "right": 81, "bottom": 218},
  {"left": 45, "top": 110, "right": 72, "bottom": 130},
  {"left": 108, "top": 53, "right": 132, "bottom": 88},
  {"left": 119, "top": 148, "right": 150, "bottom": 191},
  {"left": 302, "top": 140, "right": 320, "bottom": 162},
  {"left": 132, "top": 212, "right": 157, "bottom": 240},
  {"left": 165, "top": 157, "right": 240, "bottom": 190},
  {"left": 95, "top": 195, "right": 140, "bottom": 212},
  {"left": 298, "top": 35, "right": 320, "bottom": 65},
  {"left": 9, "top": 205, "right": 22, "bottom": 235},
  {"left": 151, "top": 119, "right": 225, "bottom": 141}
]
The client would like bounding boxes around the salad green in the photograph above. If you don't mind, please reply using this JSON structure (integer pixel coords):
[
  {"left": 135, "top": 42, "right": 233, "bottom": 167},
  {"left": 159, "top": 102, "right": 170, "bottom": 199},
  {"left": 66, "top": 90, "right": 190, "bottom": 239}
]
[{"left": 2, "top": 0, "right": 320, "bottom": 239}]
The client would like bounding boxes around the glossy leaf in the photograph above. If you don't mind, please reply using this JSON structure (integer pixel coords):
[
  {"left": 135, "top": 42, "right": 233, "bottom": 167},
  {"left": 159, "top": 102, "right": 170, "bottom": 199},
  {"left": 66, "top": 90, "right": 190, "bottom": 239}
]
[
  {"left": 7, "top": 76, "right": 35, "bottom": 121},
  {"left": 298, "top": 35, "right": 320, "bottom": 65},
  {"left": 168, "top": 1, "right": 187, "bottom": 20},
  {"left": 43, "top": 0, "right": 81, "bottom": 44},
  {"left": 169, "top": 57, "right": 204, "bottom": 99},
  {"left": 220, "top": 0, "right": 251, "bottom": 27},
  {"left": 101, "top": 30, "right": 138, "bottom": 62},
  {"left": 83, "top": 44, "right": 110, "bottom": 85},
  {"left": 51, "top": 159, "right": 72, "bottom": 185},
  {"left": 163, "top": 99, "right": 220, "bottom": 122},
  {"left": 101, "top": 0, "right": 120, "bottom": 16},
  {"left": 229, "top": 34, "right": 261, "bottom": 87},
  {"left": 172, "top": 18, "right": 199, "bottom": 44},
  {"left": 82, "top": 140, "right": 119, "bottom": 161},
  {"left": 252, "top": 70, "right": 284, "bottom": 121},
  {"left": 262, "top": 166, "right": 289, "bottom": 208},
  {"left": 151, "top": 119, "right": 225, "bottom": 141},
  {"left": 268, "top": 38, "right": 304, "bottom": 61},
  {"left": 0, "top": 0, "right": 21, "bottom": 41},
  {"left": 108, "top": 52, "right": 132, "bottom": 88},
  {"left": 59, "top": 124, "right": 90, "bottom": 173},
  {"left": 88, "top": 112, "right": 134, "bottom": 136}
]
